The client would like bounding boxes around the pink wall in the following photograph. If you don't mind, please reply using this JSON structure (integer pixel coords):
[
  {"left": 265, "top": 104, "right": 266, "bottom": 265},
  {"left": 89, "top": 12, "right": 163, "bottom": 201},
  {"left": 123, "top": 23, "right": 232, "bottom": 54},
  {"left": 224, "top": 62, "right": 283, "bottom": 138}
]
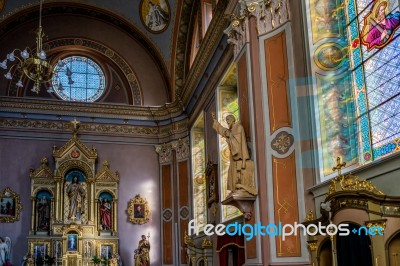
[{"left": 0, "top": 137, "right": 161, "bottom": 265}]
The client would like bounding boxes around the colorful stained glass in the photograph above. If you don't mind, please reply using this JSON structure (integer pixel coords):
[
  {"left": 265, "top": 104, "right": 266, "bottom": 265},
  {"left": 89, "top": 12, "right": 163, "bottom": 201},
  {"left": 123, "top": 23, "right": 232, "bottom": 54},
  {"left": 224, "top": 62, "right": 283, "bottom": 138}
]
[
  {"left": 191, "top": 114, "right": 207, "bottom": 231},
  {"left": 346, "top": 0, "right": 400, "bottom": 161},
  {"left": 52, "top": 56, "right": 105, "bottom": 102}
]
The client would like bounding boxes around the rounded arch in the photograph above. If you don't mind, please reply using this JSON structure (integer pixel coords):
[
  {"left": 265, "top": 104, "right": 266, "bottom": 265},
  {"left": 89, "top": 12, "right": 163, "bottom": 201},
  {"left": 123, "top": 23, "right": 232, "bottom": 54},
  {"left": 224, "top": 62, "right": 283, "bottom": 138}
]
[
  {"left": 336, "top": 222, "right": 373, "bottom": 266},
  {"left": 0, "top": 1, "right": 171, "bottom": 104},
  {"left": 33, "top": 188, "right": 54, "bottom": 198},
  {"left": 317, "top": 237, "right": 333, "bottom": 266},
  {"left": 56, "top": 160, "right": 93, "bottom": 180},
  {"left": 96, "top": 189, "right": 116, "bottom": 199},
  {"left": 386, "top": 229, "right": 400, "bottom": 266}
]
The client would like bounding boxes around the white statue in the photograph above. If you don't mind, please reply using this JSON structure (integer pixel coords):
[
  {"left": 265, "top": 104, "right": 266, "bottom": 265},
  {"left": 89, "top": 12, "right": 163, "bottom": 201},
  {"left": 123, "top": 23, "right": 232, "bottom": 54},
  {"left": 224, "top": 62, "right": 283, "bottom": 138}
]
[{"left": 0, "top": 237, "right": 11, "bottom": 265}]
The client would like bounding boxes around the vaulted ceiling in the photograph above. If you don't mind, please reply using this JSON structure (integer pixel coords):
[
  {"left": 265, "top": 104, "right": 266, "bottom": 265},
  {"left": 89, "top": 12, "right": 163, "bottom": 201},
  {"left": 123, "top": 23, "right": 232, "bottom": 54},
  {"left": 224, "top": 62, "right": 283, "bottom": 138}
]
[{"left": 0, "top": 0, "right": 198, "bottom": 105}]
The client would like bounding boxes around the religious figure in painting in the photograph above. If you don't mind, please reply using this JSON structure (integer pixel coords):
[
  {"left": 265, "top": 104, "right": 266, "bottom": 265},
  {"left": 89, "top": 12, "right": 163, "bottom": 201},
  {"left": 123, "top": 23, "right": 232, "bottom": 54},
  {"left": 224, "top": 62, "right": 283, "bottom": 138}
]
[
  {"left": 145, "top": 1, "right": 169, "bottom": 31},
  {"left": 0, "top": 237, "right": 11, "bottom": 266},
  {"left": 211, "top": 112, "right": 257, "bottom": 196},
  {"left": 134, "top": 235, "right": 150, "bottom": 266},
  {"left": 100, "top": 198, "right": 112, "bottom": 230},
  {"left": 362, "top": 0, "right": 400, "bottom": 50},
  {"left": 66, "top": 176, "right": 86, "bottom": 220},
  {"left": 37, "top": 196, "right": 50, "bottom": 231}
]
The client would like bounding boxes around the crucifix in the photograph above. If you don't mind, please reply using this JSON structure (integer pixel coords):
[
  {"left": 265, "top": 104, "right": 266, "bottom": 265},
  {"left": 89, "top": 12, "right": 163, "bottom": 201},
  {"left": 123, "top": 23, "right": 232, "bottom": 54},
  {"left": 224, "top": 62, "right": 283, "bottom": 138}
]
[
  {"left": 71, "top": 118, "right": 80, "bottom": 137},
  {"left": 332, "top": 156, "right": 346, "bottom": 176}
]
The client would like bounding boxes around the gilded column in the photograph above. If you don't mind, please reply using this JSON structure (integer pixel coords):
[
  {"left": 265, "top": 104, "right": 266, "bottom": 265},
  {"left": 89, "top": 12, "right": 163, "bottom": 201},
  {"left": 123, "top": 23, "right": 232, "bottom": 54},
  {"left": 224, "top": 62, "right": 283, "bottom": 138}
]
[
  {"left": 31, "top": 197, "right": 36, "bottom": 233},
  {"left": 54, "top": 176, "right": 62, "bottom": 221},
  {"left": 89, "top": 179, "right": 95, "bottom": 223},
  {"left": 113, "top": 200, "right": 118, "bottom": 234}
]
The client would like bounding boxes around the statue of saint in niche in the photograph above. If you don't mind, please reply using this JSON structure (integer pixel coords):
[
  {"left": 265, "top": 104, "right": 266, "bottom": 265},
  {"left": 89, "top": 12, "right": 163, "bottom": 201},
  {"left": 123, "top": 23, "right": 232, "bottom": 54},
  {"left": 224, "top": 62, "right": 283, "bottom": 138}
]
[
  {"left": 211, "top": 112, "right": 257, "bottom": 196},
  {"left": 37, "top": 196, "right": 50, "bottom": 231},
  {"left": 67, "top": 176, "right": 86, "bottom": 221},
  {"left": 100, "top": 198, "right": 112, "bottom": 230}
]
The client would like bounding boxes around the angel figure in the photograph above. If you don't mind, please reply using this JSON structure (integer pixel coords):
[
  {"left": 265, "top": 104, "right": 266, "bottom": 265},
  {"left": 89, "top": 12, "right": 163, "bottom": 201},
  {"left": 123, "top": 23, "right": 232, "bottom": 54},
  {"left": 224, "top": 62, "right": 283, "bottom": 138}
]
[{"left": 0, "top": 237, "right": 11, "bottom": 265}]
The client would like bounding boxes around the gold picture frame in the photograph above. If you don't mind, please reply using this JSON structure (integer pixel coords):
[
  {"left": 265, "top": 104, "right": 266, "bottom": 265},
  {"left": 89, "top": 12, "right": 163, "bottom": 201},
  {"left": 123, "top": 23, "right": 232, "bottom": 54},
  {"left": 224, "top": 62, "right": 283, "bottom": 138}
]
[
  {"left": 0, "top": 187, "right": 22, "bottom": 223},
  {"left": 127, "top": 194, "right": 150, "bottom": 225}
]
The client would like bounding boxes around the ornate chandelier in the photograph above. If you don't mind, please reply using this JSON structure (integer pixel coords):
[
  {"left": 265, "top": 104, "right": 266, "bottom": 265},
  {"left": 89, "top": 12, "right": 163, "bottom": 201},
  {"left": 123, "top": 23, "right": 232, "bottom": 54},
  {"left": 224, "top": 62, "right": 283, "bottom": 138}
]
[{"left": 0, "top": 0, "right": 53, "bottom": 94}]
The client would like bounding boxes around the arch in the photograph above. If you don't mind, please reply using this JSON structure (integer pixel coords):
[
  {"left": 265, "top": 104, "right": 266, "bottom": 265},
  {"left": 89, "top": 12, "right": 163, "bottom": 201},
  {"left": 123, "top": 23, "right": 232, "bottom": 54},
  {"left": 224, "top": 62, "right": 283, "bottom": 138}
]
[
  {"left": 317, "top": 237, "right": 333, "bottom": 266},
  {"left": 0, "top": 1, "right": 171, "bottom": 102},
  {"left": 336, "top": 222, "right": 372, "bottom": 266},
  {"left": 386, "top": 230, "right": 400, "bottom": 266},
  {"left": 56, "top": 160, "right": 94, "bottom": 180},
  {"left": 32, "top": 187, "right": 54, "bottom": 198},
  {"left": 96, "top": 189, "right": 116, "bottom": 199}
]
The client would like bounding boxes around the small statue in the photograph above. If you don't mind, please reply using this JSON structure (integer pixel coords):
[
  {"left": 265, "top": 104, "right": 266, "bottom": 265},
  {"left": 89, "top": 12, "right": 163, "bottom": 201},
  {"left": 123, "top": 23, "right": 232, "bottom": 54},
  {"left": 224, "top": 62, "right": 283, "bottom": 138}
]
[
  {"left": 211, "top": 112, "right": 257, "bottom": 196},
  {"left": 0, "top": 237, "right": 11, "bottom": 266},
  {"left": 134, "top": 234, "right": 150, "bottom": 266}
]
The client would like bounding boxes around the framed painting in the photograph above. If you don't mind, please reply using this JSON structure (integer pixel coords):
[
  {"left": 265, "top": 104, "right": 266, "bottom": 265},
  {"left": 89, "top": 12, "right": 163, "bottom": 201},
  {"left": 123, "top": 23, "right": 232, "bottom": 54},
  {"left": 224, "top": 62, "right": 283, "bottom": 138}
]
[
  {"left": 100, "top": 244, "right": 113, "bottom": 260},
  {"left": 67, "top": 234, "right": 78, "bottom": 252},
  {"left": 0, "top": 187, "right": 22, "bottom": 223},
  {"left": 205, "top": 161, "right": 219, "bottom": 206},
  {"left": 33, "top": 244, "right": 47, "bottom": 261},
  {"left": 127, "top": 194, "right": 150, "bottom": 224},
  {"left": 139, "top": 0, "right": 170, "bottom": 33}
]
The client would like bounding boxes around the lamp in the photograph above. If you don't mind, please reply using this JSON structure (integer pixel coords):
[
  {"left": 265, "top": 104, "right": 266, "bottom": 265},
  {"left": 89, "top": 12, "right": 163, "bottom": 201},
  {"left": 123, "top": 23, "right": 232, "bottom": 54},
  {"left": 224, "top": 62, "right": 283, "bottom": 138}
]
[{"left": 0, "top": 0, "right": 53, "bottom": 94}]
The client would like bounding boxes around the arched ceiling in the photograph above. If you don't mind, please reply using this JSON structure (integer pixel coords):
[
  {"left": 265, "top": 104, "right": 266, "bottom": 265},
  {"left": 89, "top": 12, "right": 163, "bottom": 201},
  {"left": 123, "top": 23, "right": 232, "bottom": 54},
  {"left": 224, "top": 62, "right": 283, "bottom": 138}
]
[{"left": 0, "top": 0, "right": 177, "bottom": 72}]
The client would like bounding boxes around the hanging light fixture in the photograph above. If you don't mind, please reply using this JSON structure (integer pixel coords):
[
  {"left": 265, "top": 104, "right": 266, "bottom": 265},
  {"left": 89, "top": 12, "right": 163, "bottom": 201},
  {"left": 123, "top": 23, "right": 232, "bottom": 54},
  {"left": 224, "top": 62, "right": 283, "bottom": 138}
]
[{"left": 0, "top": 0, "right": 53, "bottom": 94}]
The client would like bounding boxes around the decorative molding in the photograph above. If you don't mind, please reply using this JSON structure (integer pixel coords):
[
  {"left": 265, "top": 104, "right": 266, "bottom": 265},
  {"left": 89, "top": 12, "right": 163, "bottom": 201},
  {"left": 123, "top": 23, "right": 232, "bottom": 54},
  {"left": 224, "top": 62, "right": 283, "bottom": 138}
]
[
  {"left": 172, "top": 137, "right": 190, "bottom": 161},
  {"left": 307, "top": 241, "right": 318, "bottom": 252},
  {"left": 95, "top": 160, "right": 120, "bottom": 182},
  {"left": 30, "top": 157, "right": 54, "bottom": 179},
  {"left": 224, "top": 14, "right": 249, "bottom": 59},
  {"left": 271, "top": 130, "right": 294, "bottom": 155},
  {"left": 328, "top": 174, "right": 385, "bottom": 196},
  {"left": 155, "top": 143, "right": 173, "bottom": 164},
  {"left": 162, "top": 208, "right": 173, "bottom": 222},
  {"left": 224, "top": 0, "right": 291, "bottom": 55},
  {"left": 0, "top": 97, "right": 183, "bottom": 120},
  {"left": 179, "top": 206, "right": 189, "bottom": 220},
  {"left": 365, "top": 220, "right": 386, "bottom": 234}
]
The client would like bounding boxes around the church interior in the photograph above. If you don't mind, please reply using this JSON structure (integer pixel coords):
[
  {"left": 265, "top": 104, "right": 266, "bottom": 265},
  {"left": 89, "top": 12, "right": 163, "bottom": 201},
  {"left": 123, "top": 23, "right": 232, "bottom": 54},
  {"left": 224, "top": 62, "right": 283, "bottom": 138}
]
[{"left": 0, "top": 0, "right": 399, "bottom": 265}]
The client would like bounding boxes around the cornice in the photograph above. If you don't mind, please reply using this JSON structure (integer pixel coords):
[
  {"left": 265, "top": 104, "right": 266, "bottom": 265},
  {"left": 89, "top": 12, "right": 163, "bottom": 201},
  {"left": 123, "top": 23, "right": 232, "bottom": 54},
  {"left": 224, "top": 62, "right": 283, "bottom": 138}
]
[
  {"left": 0, "top": 117, "right": 188, "bottom": 142},
  {"left": 0, "top": 97, "right": 184, "bottom": 121}
]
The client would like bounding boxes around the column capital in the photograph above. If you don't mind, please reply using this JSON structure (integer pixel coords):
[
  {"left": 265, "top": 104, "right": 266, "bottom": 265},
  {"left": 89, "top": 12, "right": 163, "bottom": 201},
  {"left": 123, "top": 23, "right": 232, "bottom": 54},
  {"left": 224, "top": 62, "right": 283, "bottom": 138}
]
[
  {"left": 171, "top": 137, "right": 190, "bottom": 161},
  {"left": 155, "top": 142, "right": 174, "bottom": 164},
  {"left": 225, "top": 0, "right": 291, "bottom": 57}
]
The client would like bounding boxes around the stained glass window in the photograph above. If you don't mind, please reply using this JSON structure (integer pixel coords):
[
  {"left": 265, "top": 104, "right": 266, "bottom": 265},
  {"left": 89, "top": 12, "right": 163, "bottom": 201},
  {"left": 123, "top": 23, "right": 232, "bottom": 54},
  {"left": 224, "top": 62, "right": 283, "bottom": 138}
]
[
  {"left": 191, "top": 113, "right": 207, "bottom": 231},
  {"left": 52, "top": 56, "right": 105, "bottom": 102},
  {"left": 346, "top": 0, "right": 400, "bottom": 162}
]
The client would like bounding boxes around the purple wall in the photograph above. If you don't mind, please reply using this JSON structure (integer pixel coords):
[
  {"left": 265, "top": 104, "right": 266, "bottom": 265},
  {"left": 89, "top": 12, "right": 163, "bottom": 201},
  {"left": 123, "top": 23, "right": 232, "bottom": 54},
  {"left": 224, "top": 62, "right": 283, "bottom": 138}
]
[{"left": 0, "top": 137, "right": 161, "bottom": 265}]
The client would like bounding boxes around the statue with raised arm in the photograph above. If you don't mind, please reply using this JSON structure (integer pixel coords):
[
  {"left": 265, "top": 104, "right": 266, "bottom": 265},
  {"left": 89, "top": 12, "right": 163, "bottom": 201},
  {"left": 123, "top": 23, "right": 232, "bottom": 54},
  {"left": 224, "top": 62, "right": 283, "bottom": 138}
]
[{"left": 211, "top": 112, "right": 257, "bottom": 196}]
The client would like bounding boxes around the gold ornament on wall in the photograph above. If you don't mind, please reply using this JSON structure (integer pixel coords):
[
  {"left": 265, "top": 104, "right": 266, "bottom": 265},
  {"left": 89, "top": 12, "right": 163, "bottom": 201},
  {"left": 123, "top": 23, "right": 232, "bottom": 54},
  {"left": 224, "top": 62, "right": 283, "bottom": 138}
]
[
  {"left": 127, "top": 194, "right": 150, "bottom": 225},
  {"left": 0, "top": 187, "right": 22, "bottom": 223}
]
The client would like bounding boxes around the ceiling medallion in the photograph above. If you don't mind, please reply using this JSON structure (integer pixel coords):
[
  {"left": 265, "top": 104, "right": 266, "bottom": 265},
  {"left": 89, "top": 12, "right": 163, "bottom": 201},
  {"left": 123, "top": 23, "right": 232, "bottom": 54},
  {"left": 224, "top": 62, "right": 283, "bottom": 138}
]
[{"left": 139, "top": 0, "right": 171, "bottom": 34}]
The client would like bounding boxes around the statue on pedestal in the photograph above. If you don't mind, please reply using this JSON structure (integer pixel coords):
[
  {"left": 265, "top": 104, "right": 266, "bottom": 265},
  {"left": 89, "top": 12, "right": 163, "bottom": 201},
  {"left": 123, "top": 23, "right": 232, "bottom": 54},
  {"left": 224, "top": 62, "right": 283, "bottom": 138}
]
[
  {"left": 211, "top": 112, "right": 257, "bottom": 196},
  {"left": 67, "top": 176, "right": 86, "bottom": 221},
  {"left": 134, "top": 234, "right": 150, "bottom": 266}
]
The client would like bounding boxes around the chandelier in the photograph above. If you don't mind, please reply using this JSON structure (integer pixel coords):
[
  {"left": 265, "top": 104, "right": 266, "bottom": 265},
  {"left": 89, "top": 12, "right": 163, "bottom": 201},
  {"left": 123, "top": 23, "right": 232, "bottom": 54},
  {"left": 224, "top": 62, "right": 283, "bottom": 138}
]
[{"left": 0, "top": 0, "right": 53, "bottom": 94}]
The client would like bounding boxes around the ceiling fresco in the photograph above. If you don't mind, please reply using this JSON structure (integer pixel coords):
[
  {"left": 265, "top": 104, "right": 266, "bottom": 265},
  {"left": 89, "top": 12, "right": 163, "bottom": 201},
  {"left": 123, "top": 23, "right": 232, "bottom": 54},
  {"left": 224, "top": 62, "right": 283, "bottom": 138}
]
[{"left": 0, "top": 0, "right": 177, "bottom": 72}]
